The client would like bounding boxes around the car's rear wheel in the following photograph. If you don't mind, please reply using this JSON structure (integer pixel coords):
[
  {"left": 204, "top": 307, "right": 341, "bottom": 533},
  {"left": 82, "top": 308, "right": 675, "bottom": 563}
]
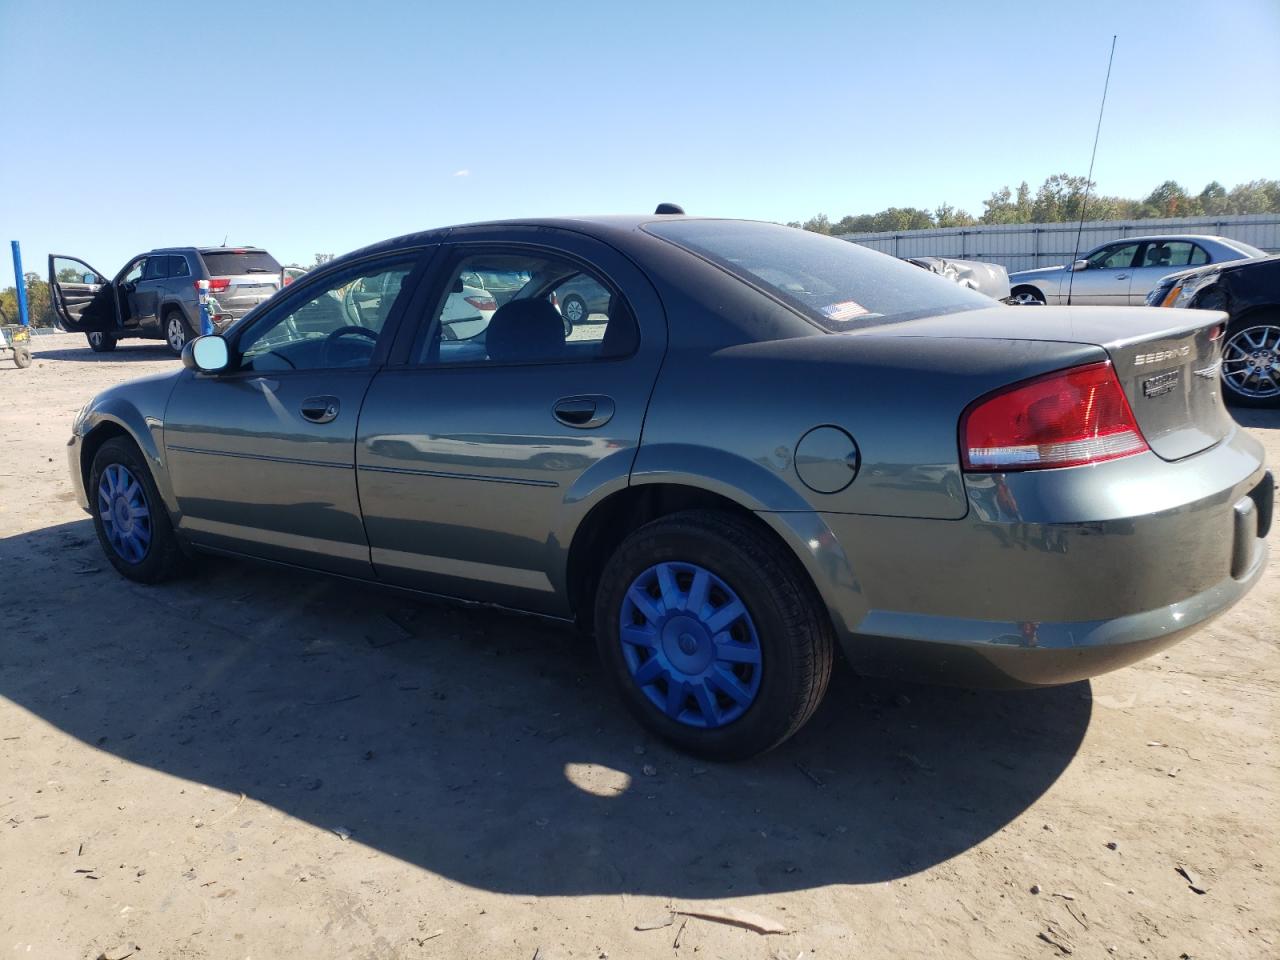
[
  {"left": 165, "top": 309, "right": 195, "bottom": 356},
  {"left": 1220, "top": 317, "right": 1280, "bottom": 408},
  {"left": 86, "top": 331, "right": 117, "bottom": 353},
  {"left": 13, "top": 344, "right": 31, "bottom": 368},
  {"left": 594, "top": 510, "right": 834, "bottom": 760},
  {"left": 89, "top": 437, "right": 188, "bottom": 583},
  {"left": 1009, "top": 286, "right": 1046, "bottom": 306}
]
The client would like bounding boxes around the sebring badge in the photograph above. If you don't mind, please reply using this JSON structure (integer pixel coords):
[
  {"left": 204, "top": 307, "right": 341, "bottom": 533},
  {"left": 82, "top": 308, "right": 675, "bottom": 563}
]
[
  {"left": 1134, "top": 345, "right": 1191, "bottom": 366},
  {"left": 1143, "top": 370, "right": 1180, "bottom": 398}
]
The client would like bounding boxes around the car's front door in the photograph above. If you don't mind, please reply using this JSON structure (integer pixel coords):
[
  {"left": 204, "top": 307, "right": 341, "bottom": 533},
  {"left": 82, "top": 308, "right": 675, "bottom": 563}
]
[
  {"left": 1125, "top": 240, "right": 1209, "bottom": 304},
  {"left": 1067, "top": 241, "right": 1141, "bottom": 305},
  {"left": 163, "top": 251, "right": 429, "bottom": 576},
  {"left": 356, "top": 232, "right": 667, "bottom": 615},
  {"left": 48, "top": 255, "right": 120, "bottom": 332}
]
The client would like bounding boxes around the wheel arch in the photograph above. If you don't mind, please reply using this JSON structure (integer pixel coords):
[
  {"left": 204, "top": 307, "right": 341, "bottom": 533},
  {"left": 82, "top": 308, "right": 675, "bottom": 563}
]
[
  {"left": 564, "top": 480, "right": 864, "bottom": 639},
  {"left": 1010, "top": 283, "right": 1046, "bottom": 303},
  {"left": 79, "top": 405, "right": 179, "bottom": 517}
]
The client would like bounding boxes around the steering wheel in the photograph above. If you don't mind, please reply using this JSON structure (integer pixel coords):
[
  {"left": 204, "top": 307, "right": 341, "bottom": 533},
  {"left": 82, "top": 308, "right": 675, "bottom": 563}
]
[{"left": 321, "top": 325, "right": 378, "bottom": 366}]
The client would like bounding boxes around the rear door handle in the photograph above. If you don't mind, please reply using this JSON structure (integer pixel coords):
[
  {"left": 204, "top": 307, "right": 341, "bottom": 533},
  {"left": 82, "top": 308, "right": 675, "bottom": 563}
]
[
  {"left": 1115, "top": 273, "right": 1129, "bottom": 279},
  {"left": 300, "top": 395, "right": 341, "bottom": 424},
  {"left": 553, "top": 395, "right": 615, "bottom": 429}
]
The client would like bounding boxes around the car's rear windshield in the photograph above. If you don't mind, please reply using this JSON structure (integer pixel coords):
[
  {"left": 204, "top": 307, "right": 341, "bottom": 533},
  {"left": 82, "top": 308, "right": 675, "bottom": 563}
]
[
  {"left": 644, "top": 219, "right": 993, "bottom": 331},
  {"left": 200, "top": 250, "right": 281, "bottom": 276}
]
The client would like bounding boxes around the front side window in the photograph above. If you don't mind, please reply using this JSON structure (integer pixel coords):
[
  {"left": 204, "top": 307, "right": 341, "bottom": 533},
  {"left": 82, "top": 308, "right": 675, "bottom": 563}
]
[
  {"left": 420, "top": 251, "right": 637, "bottom": 365},
  {"left": 236, "top": 259, "right": 416, "bottom": 372},
  {"left": 645, "top": 219, "right": 991, "bottom": 332},
  {"left": 1089, "top": 243, "right": 1140, "bottom": 270},
  {"left": 123, "top": 258, "right": 146, "bottom": 284}
]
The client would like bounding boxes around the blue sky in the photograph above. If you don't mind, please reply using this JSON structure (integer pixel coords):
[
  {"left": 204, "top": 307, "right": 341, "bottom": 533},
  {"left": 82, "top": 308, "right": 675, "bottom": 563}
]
[{"left": 2, "top": 0, "right": 1277, "bottom": 290}]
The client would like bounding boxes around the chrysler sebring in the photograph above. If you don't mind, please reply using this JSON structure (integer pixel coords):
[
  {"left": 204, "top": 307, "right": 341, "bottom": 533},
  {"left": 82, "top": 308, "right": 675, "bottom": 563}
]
[{"left": 60, "top": 215, "right": 1272, "bottom": 758}]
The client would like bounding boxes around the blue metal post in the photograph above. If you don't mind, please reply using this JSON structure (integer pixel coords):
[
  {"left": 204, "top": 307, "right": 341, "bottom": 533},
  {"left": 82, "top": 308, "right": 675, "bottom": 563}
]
[
  {"left": 197, "top": 279, "right": 212, "bottom": 336},
  {"left": 10, "top": 241, "right": 30, "bottom": 326}
]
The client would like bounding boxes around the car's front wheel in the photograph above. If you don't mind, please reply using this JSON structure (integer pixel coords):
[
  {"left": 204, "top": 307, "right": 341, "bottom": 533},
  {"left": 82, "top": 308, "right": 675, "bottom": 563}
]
[
  {"left": 1220, "top": 317, "right": 1280, "bottom": 408},
  {"left": 89, "top": 437, "right": 188, "bottom": 583},
  {"left": 1009, "top": 286, "right": 1046, "bottom": 306},
  {"left": 595, "top": 510, "right": 834, "bottom": 759},
  {"left": 165, "top": 309, "right": 195, "bottom": 356},
  {"left": 86, "top": 331, "right": 117, "bottom": 353}
]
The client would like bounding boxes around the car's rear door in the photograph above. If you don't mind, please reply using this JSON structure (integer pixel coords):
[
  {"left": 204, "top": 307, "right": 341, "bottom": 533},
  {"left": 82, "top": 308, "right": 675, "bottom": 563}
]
[
  {"left": 130, "top": 254, "right": 169, "bottom": 327},
  {"left": 48, "top": 255, "right": 120, "bottom": 332},
  {"left": 355, "top": 228, "right": 667, "bottom": 616},
  {"left": 163, "top": 248, "right": 432, "bottom": 577},
  {"left": 1125, "top": 240, "right": 1209, "bottom": 304}
]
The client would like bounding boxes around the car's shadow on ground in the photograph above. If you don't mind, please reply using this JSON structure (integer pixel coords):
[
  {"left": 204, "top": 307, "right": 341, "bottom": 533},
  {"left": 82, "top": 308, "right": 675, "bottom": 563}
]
[
  {"left": 3, "top": 519, "right": 1091, "bottom": 897},
  {"left": 30, "top": 344, "right": 176, "bottom": 363}
]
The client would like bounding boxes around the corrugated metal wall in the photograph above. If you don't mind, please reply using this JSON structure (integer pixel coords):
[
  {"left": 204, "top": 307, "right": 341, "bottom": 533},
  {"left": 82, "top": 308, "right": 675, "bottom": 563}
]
[{"left": 838, "top": 214, "right": 1280, "bottom": 272}]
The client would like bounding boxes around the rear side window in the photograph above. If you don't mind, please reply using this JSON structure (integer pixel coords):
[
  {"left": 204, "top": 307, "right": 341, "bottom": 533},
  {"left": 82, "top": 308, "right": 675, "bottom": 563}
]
[
  {"left": 200, "top": 250, "right": 281, "bottom": 276},
  {"left": 644, "top": 219, "right": 991, "bottom": 331},
  {"left": 142, "top": 257, "right": 169, "bottom": 281},
  {"left": 170, "top": 255, "right": 191, "bottom": 277}
]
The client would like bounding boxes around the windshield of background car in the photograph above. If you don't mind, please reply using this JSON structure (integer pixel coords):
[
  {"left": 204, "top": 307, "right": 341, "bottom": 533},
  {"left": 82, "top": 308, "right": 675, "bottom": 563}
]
[
  {"left": 200, "top": 251, "right": 282, "bottom": 276},
  {"left": 645, "top": 219, "right": 994, "bottom": 330}
]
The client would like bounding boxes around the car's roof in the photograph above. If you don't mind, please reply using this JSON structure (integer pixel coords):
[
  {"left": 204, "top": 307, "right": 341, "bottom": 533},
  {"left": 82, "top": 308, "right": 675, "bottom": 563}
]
[
  {"left": 1105, "top": 234, "right": 1241, "bottom": 245},
  {"left": 143, "top": 245, "right": 272, "bottom": 254}
]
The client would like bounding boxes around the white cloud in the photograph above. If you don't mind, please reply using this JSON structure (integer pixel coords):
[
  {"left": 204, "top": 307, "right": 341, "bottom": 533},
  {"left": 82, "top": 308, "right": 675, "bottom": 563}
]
[{"left": 452, "top": 168, "right": 470, "bottom": 177}]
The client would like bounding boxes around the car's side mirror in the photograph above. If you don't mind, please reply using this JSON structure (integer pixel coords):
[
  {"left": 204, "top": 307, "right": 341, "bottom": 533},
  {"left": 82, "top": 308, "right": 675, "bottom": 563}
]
[
  {"left": 183, "top": 335, "right": 230, "bottom": 373},
  {"left": 1072, "top": 260, "right": 1090, "bottom": 272}
]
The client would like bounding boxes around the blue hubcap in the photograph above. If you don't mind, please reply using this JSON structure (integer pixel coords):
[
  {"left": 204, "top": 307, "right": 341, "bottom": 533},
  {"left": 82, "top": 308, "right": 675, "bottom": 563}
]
[
  {"left": 97, "top": 463, "right": 152, "bottom": 564},
  {"left": 619, "top": 562, "right": 763, "bottom": 728}
]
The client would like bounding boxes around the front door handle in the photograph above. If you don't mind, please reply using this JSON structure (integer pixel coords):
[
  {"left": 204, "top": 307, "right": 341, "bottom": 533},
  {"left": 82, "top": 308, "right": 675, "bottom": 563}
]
[
  {"left": 300, "top": 395, "right": 341, "bottom": 424},
  {"left": 1115, "top": 273, "right": 1129, "bottom": 279},
  {"left": 553, "top": 395, "right": 615, "bottom": 429}
]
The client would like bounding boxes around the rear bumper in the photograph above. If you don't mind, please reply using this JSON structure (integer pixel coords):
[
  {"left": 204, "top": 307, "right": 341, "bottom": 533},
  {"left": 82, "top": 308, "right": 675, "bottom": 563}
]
[{"left": 765, "top": 426, "right": 1271, "bottom": 688}]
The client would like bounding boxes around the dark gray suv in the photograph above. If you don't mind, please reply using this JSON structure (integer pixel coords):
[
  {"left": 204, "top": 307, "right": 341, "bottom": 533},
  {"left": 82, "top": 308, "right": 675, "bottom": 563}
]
[{"left": 49, "top": 247, "right": 282, "bottom": 355}]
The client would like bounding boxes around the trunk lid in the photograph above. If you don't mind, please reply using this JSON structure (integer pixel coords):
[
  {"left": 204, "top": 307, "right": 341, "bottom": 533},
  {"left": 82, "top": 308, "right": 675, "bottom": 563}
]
[{"left": 855, "top": 305, "right": 1235, "bottom": 461}]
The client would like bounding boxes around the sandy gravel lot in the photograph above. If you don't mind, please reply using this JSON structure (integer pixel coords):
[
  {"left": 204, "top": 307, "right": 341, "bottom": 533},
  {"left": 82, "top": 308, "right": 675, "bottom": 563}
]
[{"left": 1, "top": 333, "right": 1277, "bottom": 960}]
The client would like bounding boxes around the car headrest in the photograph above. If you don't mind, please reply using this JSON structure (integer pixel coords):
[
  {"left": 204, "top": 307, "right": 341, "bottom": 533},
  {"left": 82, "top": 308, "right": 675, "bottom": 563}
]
[{"left": 485, "top": 298, "right": 565, "bottom": 363}]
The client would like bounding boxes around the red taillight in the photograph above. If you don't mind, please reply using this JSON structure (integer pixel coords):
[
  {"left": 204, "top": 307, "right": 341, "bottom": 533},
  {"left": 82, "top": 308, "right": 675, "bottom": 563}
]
[
  {"left": 961, "top": 361, "right": 1149, "bottom": 472},
  {"left": 464, "top": 294, "right": 497, "bottom": 311},
  {"left": 196, "top": 279, "right": 231, "bottom": 293}
]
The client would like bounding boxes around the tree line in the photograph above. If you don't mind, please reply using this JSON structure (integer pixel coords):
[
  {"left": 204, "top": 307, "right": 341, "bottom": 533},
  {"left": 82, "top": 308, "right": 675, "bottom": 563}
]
[{"left": 790, "top": 176, "right": 1280, "bottom": 235}]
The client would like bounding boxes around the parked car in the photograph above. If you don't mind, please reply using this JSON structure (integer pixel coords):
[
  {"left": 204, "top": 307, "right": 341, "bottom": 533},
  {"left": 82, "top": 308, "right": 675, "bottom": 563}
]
[
  {"left": 49, "top": 247, "right": 282, "bottom": 355},
  {"left": 904, "top": 257, "right": 1011, "bottom": 300},
  {"left": 1145, "top": 254, "right": 1280, "bottom": 408},
  {"left": 551, "top": 271, "right": 613, "bottom": 325},
  {"left": 1008, "top": 235, "right": 1264, "bottom": 306},
  {"left": 60, "top": 216, "right": 1270, "bottom": 759}
]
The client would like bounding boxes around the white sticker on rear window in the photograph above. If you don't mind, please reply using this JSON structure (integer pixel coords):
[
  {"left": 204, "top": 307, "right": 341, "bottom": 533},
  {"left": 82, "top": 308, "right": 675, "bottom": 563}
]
[{"left": 821, "top": 300, "right": 870, "bottom": 322}]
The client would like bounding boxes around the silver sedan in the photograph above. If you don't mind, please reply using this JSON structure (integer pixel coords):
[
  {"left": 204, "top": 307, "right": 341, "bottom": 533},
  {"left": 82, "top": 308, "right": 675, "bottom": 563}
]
[{"left": 1009, "top": 234, "right": 1264, "bottom": 306}]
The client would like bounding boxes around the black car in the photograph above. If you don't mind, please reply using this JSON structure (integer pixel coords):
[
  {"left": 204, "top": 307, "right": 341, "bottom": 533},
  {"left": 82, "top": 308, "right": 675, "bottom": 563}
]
[{"left": 1147, "top": 255, "right": 1280, "bottom": 408}]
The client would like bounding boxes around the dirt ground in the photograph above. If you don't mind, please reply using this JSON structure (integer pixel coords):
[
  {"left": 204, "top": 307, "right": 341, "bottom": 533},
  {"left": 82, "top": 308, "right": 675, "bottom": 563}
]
[{"left": 1, "top": 332, "right": 1277, "bottom": 960}]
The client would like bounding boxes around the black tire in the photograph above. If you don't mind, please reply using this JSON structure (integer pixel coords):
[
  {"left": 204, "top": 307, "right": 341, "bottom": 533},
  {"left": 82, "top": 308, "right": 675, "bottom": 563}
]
[
  {"left": 13, "top": 344, "right": 31, "bottom": 368},
  {"left": 561, "top": 294, "right": 588, "bottom": 327},
  {"left": 1009, "top": 286, "right": 1046, "bottom": 306},
  {"left": 1219, "top": 316, "right": 1280, "bottom": 409},
  {"left": 594, "top": 510, "right": 834, "bottom": 760},
  {"left": 164, "top": 308, "right": 196, "bottom": 356},
  {"left": 89, "top": 437, "right": 189, "bottom": 583},
  {"left": 86, "top": 331, "right": 118, "bottom": 352}
]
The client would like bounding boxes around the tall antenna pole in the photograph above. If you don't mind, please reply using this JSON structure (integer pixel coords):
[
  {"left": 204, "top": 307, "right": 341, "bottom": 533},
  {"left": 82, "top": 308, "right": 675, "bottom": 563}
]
[{"left": 1067, "top": 35, "right": 1117, "bottom": 305}]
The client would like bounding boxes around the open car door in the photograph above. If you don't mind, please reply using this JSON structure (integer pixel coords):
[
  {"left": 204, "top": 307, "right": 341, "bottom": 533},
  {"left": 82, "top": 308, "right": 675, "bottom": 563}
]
[{"left": 48, "top": 255, "right": 120, "bottom": 332}]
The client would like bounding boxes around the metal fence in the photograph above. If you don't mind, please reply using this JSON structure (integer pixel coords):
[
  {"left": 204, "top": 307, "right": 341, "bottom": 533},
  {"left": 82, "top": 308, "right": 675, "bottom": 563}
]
[{"left": 837, "top": 214, "right": 1280, "bottom": 273}]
